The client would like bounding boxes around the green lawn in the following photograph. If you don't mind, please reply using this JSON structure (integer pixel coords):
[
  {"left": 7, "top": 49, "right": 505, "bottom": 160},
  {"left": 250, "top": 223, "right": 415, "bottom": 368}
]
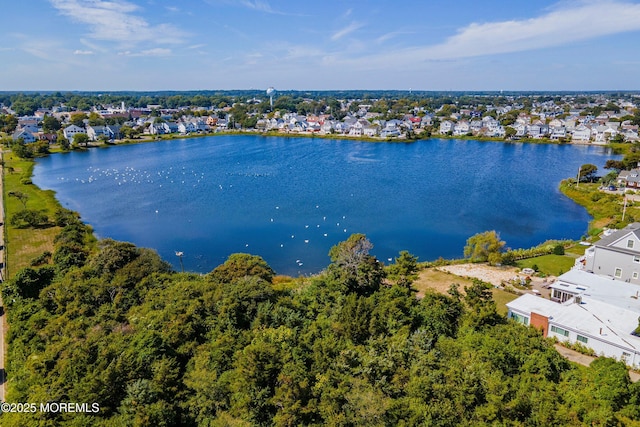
[
  {"left": 491, "top": 288, "right": 520, "bottom": 316},
  {"left": 3, "top": 152, "right": 63, "bottom": 276},
  {"left": 516, "top": 254, "right": 576, "bottom": 277},
  {"left": 413, "top": 268, "right": 519, "bottom": 316}
]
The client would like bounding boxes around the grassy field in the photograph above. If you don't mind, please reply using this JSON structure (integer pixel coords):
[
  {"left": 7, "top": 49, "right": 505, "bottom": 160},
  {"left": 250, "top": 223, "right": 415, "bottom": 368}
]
[
  {"left": 516, "top": 254, "right": 577, "bottom": 277},
  {"left": 559, "top": 181, "right": 640, "bottom": 233},
  {"left": 3, "top": 152, "right": 63, "bottom": 277},
  {"left": 412, "top": 268, "right": 519, "bottom": 315}
]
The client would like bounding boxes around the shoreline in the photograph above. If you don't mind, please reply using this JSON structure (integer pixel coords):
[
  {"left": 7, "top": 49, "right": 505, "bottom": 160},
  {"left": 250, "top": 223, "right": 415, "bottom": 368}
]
[{"left": 64, "top": 129, "right": 621, "bottom": 151}]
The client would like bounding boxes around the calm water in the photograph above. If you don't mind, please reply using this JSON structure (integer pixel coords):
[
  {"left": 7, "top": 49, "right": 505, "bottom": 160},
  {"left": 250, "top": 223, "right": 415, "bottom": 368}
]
[{"left": 32, "top": 136, "right": 618, "bottom": 275}]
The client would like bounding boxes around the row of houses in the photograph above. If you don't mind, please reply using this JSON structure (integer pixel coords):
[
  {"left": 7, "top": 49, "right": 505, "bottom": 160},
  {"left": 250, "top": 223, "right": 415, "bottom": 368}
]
[
  {"left": 439, "top": 117, "right": 640, "bottom": 142},
  {"left": 507, "top": 223, "right": 640, "bottom": 368}
]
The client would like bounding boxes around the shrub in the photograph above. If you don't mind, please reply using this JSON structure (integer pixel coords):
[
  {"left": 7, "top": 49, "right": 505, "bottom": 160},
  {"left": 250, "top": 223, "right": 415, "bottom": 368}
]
[{"left": 553, "top": 244, "right": 565, "bottom": 255}]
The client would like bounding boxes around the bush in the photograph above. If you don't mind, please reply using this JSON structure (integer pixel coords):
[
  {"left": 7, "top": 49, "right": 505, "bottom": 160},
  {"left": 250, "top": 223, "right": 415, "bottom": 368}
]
[
  {"left": 553, "top": 244, "right": 566, "bottom": 255},
  {"left": 30, "top": 251, "right": 52, "bottom": 266},
  {"left": 9, "top": 209, "right": 49, "bottom": 228}
]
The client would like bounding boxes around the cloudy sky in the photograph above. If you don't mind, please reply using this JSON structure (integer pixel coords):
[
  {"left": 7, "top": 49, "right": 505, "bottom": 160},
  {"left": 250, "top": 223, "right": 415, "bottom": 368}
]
[{"left": 1, "top": 0, "right": 640, "bottom": 91}]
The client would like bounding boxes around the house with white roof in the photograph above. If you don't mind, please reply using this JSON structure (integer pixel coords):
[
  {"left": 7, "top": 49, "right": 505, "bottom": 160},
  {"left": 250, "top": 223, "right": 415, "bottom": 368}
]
[{"left": 507, "top": 269, "right": 640, "bottom": 368}]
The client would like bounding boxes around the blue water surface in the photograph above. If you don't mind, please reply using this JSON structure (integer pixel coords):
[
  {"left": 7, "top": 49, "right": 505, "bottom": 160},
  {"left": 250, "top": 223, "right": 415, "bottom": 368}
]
[{"left": 32, "top": 136, "right": 618, "bottom": 275}]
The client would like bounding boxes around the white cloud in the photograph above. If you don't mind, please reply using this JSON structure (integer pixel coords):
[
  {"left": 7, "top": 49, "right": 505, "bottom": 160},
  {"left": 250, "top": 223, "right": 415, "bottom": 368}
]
[
  {"left": 240, "top": 0, "right": 274, "bottom": 13},
  {"left": 49, "top": 0, "right": 187, "bottom": 45},
  {"left": 118, "top": 48, "right": 172, "bottom": 57},
  {"left": 331, "top": 22, "right": 363, "bottom": 41},
  {"left": 420, "top": 0, "right": 640, "bottom": 59},
  {"left": 73, "top": 49, "right": 94, "bottom": 55},
  {"left": 339, "top": 0, "right": 640, "bottom": 68}
]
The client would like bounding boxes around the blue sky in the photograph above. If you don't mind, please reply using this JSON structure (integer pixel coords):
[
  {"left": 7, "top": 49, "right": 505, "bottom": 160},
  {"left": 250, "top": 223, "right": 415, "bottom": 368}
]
[{"left": 2, "top": 0, "right": 640, "bottom": 91}]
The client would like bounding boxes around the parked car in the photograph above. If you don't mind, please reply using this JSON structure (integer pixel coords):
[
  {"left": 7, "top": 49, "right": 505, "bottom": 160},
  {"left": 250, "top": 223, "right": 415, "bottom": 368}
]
[{"left": 608, "top": 185, "right": 617, "bottom": 191}]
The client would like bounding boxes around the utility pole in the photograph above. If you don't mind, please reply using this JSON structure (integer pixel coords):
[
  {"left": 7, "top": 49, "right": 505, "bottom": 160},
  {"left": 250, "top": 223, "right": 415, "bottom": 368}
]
[{"left": 576, "top": 165, "right": 581, "bottom": 188}]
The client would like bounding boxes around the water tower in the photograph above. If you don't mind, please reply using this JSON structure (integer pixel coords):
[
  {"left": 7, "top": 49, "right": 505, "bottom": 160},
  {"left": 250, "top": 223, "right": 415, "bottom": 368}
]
[{"left": 266, "top": 87, "right": 276, "bottom": 109}]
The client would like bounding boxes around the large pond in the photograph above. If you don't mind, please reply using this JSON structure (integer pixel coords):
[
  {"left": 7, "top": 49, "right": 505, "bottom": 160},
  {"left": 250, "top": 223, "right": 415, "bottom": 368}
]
[{"left": 32, "top": 136, "right": 618, "bottom": 275}]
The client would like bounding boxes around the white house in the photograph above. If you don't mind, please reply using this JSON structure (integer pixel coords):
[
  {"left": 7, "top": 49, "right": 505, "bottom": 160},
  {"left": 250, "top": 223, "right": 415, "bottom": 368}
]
[
  {"left": 439, "top": 120, "right": 454, "bottom": 134},
  {"left": 507, "top": 269, "right": 640, "bottom": 368},
  {"left": 453, "top": 121, "right": 470, "bottom": 136},
  {"left": 571, "top": 125, "right": 592, "bottom": 142},
  {"left": 86, "top": 125, "right": 110, "bottom": 141},
  {"left": 63, "top": 124, "right": 86, "bottom": 141}
]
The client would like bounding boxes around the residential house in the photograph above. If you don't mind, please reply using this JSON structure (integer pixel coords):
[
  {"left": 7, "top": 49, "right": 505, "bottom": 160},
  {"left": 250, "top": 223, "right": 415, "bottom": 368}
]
[
  {"left": 617, "top": 169, "right": 640, "bottom": 188},
  {"left": 507, "top": 269, "right": 640, "bottom": 368},
  {"left": 469, "top": 120, "right": 483, "bottom": 134},
  {"left": 106, "top": 125, "right": 121, "bottom": 140},
  {"left": 86, "top": 125, "right": 111, "bottom": 141},
  {"left": 363, "top": 123, "right": 379, "bottom": 137},
  {"left": 12, "top": 128, "right": 37, "bottom": 143},
  {"left": 63, "top": 124, "right": 86, "bottom": 141},
  {"left": 439, "top": 120, "right": 454, "bottom": 134},
  {"left": 571, "top": 125, "right": 592, "bottom": 143},
  {"left": 453, "top": 121, "right": 470, "bottom": 136},
  {"left": 550, "top": 126, "right": 567, "bottom": 140},
  {"left": 527, "top": 123, "right": 549, "bottom": 139},
  {"left": 594, "top": 124, "right": 619, "bottom": 143},
  {"left": 583, "top": 222, "right": 640, "bottom": 283},
  {"left": 162, "top": 122, "right": 179, "bottom": 134},
  {"left": 178, "top": 121, "right": 198, "bottom": 134}
]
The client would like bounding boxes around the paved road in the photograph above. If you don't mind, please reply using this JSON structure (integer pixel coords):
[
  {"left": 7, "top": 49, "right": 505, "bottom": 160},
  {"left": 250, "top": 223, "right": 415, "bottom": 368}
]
[{"left": 554, "top": 344, "right": 640, "bottom": 382}]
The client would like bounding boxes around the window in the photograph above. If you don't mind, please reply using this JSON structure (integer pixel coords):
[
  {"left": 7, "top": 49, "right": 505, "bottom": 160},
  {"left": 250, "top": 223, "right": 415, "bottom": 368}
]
[
  {"left": 634, "top": 272, "right": 639, "bottom": 280},
  {"left": 551, "top": 325, "right": 569, "bottom": 337},
  {"left": 510, "top": 312, "right": 529, "bottom": 325},
  {"left": 577, "top": 335, "right": 588, "bottom": 344},
  {"left": 615, "top": 268, "right": 622, "bottom": 278},
  {"left": 634, "top": 257, "right": 640, "bottom": 264},
  {"left": 628, "top": 239, "right": 635, "bottom": 249}
]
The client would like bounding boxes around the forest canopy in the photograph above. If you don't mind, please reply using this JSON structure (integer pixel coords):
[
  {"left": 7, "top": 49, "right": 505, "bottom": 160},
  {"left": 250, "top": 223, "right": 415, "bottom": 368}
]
[{"left": 2, "top": 218, "right": 640, "bottom": 426}]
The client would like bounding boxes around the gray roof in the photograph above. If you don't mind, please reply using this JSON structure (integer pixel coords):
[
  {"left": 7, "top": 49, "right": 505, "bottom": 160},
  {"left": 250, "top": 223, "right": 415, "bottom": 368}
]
[{"left": 593, "top": 222, "right": 640, "bottom": 249}]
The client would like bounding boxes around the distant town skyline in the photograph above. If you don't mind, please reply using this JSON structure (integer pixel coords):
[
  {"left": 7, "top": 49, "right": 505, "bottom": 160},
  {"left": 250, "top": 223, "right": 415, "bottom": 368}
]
[{"left": 2, "top": 0, "right": 640, "bottom": 92}]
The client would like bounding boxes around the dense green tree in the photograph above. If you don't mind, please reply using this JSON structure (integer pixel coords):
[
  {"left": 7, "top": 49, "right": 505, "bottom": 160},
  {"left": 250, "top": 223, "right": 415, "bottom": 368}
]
[
  {"left": 69, "top": 112, "right": 88, "bottom": 127},
  {"left": 1, "top": 114, "right": 18, "bottom": 133},
  {"left": 42, "top": 115, "right": 62, "bottom": 132},
  {"left": 579, "top": 163, "right": 598, "bottom": 182},
  {"left": 9, "top": 208, "right": 48, "bottom": 228},
  {"left": 10, "top": 140, "right": 32, "bottom": 158},
  {"left": 387, "top": 250, "right": 419, "bottom": 288},
  {"left": 328, "top": 233, "right": 385, "bottom": 294},
  {"left": 88, "top": 112, "right": 106, "bottom": 126},
  {"left": 208, "top": 253, "right": 275, "bottom": 283},
  {"left": 605, "top": 159, "right": 626, "bottom": 171},
  {"left": 464, "top": 230, "right": 506, "bottom": 262},
  {"left": 2, "top": 227, "right": 640, "bottom": 426},
  {"left": 73, "top": 133, "right": 90, "bottom": 147}
]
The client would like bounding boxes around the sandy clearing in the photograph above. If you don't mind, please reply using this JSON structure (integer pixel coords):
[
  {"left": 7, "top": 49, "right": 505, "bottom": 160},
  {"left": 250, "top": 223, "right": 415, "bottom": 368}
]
[{"left": 436, "top": 263, "right": 555, "bottom": 298}]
